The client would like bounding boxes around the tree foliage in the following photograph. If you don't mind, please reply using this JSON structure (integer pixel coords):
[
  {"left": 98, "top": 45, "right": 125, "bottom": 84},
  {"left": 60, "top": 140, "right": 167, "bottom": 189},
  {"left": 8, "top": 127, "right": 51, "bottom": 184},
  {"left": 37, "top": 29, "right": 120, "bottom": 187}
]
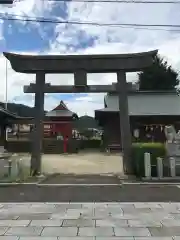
[{"left": 138, "top": 55, "right": 179, "bottom": 90}]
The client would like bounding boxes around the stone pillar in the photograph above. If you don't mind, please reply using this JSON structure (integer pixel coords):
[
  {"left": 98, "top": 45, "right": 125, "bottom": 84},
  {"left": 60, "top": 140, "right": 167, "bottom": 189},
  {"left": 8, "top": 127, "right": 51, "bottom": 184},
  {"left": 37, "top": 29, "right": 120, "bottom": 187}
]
[
  {"left": 31, "top": 72, "right": 45, "bottom": 176},
  {"left": 117, "top": 71, "right": 133, "bottom": 174},
  {"left": 169, "top": 157, "right": 176, "bottom": 177},
  {"left": 157, "top": 157, "right": 163, "bottom": 178},
  {"left": 144, "top": 152, "right": 151, "bottom": 179}
]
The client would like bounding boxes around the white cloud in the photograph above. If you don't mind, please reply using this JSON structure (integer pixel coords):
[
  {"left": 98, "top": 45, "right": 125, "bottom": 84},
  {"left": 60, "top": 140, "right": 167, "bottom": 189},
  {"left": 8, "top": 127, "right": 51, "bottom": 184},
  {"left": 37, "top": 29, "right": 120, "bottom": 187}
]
[{"left": 0, "top": 0, "right": 180, "bottom": 116}]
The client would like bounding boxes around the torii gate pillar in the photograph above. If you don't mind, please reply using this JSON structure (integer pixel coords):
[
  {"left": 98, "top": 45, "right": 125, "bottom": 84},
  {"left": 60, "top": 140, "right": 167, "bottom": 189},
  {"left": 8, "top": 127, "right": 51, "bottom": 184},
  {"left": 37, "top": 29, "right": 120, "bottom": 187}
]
[{"left": 31, "top": 72, "right": 45, "bottom": 175}]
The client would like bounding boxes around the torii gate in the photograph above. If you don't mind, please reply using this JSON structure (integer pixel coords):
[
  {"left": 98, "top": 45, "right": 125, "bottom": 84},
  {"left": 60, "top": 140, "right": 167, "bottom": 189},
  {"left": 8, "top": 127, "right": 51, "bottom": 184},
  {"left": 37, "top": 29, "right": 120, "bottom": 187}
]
[{"left": 3, "top": 50, "right": 158, "bottom": 176}]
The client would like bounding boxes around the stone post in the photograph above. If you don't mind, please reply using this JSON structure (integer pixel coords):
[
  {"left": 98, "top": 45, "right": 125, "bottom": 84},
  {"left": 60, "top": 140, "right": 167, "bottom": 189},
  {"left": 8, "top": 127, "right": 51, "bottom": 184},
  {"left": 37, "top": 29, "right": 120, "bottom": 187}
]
[
  {"left": 117, "top": 71, "right": 133, "bottom": 174},
  {"left": 31, "top": 72, "right": 45, "bottom": 176},
  {"left": 157, "top": 157, "right": 163, "bottom": 178},
  {"left": 144, "top": 152, "right": 151, "bottom": 179},
  {"left": 169, "top": 157, "right": 176, "bottom": 177}
]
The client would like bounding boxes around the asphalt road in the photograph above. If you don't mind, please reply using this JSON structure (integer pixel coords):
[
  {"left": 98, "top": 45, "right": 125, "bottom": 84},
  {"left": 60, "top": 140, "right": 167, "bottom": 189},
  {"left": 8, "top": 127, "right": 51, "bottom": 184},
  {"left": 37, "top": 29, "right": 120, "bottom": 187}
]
[{"left": 0, "top": 184, "right": 179, "bottom": 202}]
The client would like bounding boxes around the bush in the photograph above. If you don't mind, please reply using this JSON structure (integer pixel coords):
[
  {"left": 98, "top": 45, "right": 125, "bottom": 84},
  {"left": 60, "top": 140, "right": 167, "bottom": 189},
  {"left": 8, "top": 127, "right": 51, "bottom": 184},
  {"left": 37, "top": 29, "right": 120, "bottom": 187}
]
[{"left": 132, "top": 142, "right": 166, "bottom": 177}]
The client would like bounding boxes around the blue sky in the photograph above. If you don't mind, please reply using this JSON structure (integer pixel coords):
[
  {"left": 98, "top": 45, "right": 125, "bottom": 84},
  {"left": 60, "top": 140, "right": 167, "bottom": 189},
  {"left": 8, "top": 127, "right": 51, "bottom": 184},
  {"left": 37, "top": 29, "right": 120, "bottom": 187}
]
[{"left": 0, "top": 0, "right": 180, "bottom": 116}]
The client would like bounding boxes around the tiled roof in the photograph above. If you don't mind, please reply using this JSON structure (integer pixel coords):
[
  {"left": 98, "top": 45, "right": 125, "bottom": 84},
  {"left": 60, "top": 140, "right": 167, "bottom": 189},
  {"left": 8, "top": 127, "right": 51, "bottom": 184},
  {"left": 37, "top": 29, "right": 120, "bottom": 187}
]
[
  {"left": 52, "top": 101, "right": 68, "bottom": 111},
  {"left": 46, "top": 101, "right": 77, "bottom": 118},
  {"left": 97, "top": 92, "right": 180, "bottom": 116}
]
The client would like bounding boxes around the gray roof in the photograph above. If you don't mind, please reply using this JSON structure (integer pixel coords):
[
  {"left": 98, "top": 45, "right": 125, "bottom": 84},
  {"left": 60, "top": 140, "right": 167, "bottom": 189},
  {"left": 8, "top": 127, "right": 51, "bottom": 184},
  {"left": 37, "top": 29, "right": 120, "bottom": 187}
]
[{"left": 101, "top": 92, "right": 180, "bottom": 116}]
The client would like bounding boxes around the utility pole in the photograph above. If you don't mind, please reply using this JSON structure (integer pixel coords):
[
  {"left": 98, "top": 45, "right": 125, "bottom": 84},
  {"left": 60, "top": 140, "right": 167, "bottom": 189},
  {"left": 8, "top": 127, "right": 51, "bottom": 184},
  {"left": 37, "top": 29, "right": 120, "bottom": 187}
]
[{"left": 5, "top": 59, "right": 8, "bottom": 142}]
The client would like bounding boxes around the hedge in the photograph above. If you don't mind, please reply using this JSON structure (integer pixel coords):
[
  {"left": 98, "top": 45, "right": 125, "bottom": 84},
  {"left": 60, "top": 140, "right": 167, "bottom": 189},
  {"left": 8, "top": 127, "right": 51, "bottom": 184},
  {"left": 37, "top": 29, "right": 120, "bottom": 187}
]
[{"left": 132, "top": 142, "right": 166, "bottom": 177}]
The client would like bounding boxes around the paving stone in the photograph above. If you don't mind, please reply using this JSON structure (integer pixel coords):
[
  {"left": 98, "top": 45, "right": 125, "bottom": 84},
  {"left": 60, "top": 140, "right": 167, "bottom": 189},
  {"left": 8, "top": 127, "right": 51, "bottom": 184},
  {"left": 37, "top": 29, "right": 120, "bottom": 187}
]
[
  {"left": 96, "top": 219, "right": 128, "bottom": 227},
  {"left": 41, "top": 227, "right": 78, "bottom": 237},
  {"left": 78, "top": 227, "right": 114, "bottom": 237},
  {"left": 0, "top": 220, "right": 30, "bottom": 227},
  {"left": 59, "top": 238, "right": 95, "bottom": 240},
  {"left": 64, "top": 209, "right": 85, "bottom": 219},
  {"left": 50, "top": 213, "right": 76, "bottom": 220},
  {"left": 20, "top": 238, "right": 58, "bottom": 240},
  {"left": 96, "top": 238, "right": 134, "bottom": 240},
  {"left": 134, "top": 238, "right": 173, "bottom": 240},
  {"left": 111, "top": 214, "right": 137, "bottom": 219},
  {"left": 62, "top": 219, "right": 95, "bottom": 227},
  {"left": 134, "top": 203, "right": 161, "bottom": 208},
  {"left": 128, "top": 219, "right": 162, "bottom": 227},
  {"left": 18, "top": 214, "right": 51, "bottom": 220},
  {"left": 81, "top": 204, "right": 95, "bottom": 209},
  {"left": 171, "top": 214, "right": 180, "bottom": 220},
  {"left": 77, "top": 209, "right": 94, "bottom": 219},
  {"left": 122, "top": 208, "right": 152, "bottom": 214},
  {"left": 149, "top": 227, "right": 180, "bottom": 237},
  {"left": 5, "top": 227, "right": 43, "bottom": 236},
  {"left": 61, "top": 204, "right": 83, "bottom": 209},
  {"left": 114, "top": 227, "right": 151, "bottom": 237},
  {"left": 0, "top": 227, "right": 9, "bottom": 235},
  {"left": 94, "top": 209, "right": 111, "bottom": 219},
  {"left": 106, "top": 207, "right": 124, "bottom": 215},
  {"left": 0, "top": 237, "right": 19, "bottom": 240},
  {"left": 111, "top": 204, "right": 135, "bottom": 209},
  {"left": 30, "top": 220, "right": 63, "bottom": 227},
  {"left": 161, "top": 219, "right": 180, "bottom": 226},
  {"left": 0, "top": 215, "right": 19, "bottom": 220}
]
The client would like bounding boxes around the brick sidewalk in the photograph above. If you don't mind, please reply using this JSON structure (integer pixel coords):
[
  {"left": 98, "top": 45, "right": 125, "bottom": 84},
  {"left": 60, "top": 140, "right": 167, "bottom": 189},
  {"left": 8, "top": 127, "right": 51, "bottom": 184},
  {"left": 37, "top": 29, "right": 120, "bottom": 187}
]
[{"left": 0, "top": 202, "right": 179, "bottom": 239}]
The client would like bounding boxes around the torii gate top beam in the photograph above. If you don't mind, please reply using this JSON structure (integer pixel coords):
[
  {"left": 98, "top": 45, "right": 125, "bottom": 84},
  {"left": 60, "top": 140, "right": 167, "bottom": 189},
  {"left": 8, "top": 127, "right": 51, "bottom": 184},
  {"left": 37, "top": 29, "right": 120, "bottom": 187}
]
[
  {"left": 3, "top": 50, "right": 158, "bottom": 74},
  {"left": 0, "top": 1, "right": 13, "bottom": 4}
]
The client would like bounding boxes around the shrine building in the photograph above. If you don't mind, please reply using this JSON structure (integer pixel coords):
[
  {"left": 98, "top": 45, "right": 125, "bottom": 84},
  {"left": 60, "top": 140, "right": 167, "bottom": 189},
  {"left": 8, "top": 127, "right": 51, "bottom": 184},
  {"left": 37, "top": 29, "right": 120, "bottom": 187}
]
[
  {"left": 44, "top": 100, "right": 78, "bottom": 138},
  {"left": 95, "top": 89, "right": 180, "bottom": 148}
]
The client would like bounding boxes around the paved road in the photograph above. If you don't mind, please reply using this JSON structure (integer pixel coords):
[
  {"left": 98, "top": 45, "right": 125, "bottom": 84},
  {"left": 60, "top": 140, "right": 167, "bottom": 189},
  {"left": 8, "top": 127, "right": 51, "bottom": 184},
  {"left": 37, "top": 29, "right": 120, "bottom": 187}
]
[
  {"left": 0, "top": 202, "right": 179, "bottom": 239},
  {"left": 0, "top": 184, "right": 180, "bottom": 202}
]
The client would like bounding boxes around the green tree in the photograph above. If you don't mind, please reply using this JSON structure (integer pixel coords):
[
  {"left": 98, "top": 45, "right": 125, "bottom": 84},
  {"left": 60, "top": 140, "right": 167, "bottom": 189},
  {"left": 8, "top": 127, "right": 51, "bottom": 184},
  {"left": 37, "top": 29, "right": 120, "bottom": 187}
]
[{"left": 138, "top": 55, "right": 179, "bottom": 90}]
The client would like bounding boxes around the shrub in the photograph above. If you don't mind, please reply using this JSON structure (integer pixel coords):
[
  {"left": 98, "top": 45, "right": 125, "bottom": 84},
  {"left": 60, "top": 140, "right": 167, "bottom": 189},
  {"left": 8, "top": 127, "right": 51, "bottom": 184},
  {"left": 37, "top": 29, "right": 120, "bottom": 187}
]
[{"left": 132, "top": 142, "right": 166, "bottom": 177}]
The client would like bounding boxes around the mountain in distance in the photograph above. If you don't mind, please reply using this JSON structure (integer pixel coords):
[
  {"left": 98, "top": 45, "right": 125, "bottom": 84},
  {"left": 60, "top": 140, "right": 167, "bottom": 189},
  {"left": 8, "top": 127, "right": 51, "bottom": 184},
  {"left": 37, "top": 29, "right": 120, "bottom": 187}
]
[
  {"left": 0, "top": 102, "right": 36, "bottom": 117},
  {"left": 0, "top": 102, "right": 99, "bottom": 130},
  {"left": 73, "top": 115, "right": 99, "bottom": 130}
]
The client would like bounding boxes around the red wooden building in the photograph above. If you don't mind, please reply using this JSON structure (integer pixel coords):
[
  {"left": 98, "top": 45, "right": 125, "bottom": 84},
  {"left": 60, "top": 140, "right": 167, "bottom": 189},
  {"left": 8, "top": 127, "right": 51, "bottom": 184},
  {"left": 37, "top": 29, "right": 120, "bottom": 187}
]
[
  {"left": 44, "top": 100, "right": 78, "bottom": 138},
  {"left": 9, "top": 100, "right": 78, "bottom": 140}
]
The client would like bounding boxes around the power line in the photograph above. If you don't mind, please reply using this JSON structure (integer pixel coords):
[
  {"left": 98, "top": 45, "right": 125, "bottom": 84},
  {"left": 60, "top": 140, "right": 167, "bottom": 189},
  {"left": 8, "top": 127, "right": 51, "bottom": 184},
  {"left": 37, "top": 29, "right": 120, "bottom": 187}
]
[
  {"left": 1, "top": 13, "right": 180, "bottom": 30},
  {"left": 14, "top": 0, "right": 180, "bottom": 3}
]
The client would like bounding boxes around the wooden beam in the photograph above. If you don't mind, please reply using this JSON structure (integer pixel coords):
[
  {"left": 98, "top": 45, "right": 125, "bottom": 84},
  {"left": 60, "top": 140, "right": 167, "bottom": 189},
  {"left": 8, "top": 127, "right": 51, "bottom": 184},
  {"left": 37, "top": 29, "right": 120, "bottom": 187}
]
[
  {"left": 0, "top": 0, "right": 13, "bottom": 4},
  {"left": 24, "top": 83, "right": 134, "bottom": 93},
  {"left": 3, "top": 50, "right": 158, "bottom": 73}
]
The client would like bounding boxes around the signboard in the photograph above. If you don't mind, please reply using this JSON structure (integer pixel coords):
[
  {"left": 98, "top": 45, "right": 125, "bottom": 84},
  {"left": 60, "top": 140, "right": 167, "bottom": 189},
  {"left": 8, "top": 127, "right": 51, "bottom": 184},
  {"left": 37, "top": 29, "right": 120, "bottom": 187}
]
[{"left": 44, "top": 124, "right": 51, "bottom": 131}]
